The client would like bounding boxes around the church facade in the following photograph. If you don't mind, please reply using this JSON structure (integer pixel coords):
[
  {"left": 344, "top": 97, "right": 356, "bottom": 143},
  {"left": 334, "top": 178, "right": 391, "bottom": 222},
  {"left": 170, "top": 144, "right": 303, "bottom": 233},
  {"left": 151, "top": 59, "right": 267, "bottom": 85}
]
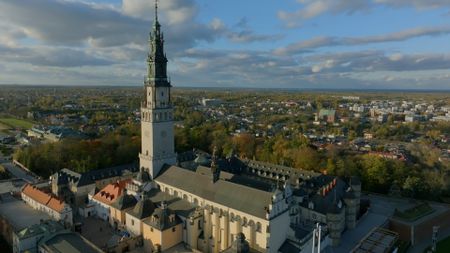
[
  {"left": 128, "top": 4, "right": 293, "bottom": 252},
  {"left": 122, "top": 2, "right": 361, "bottom": 252}
]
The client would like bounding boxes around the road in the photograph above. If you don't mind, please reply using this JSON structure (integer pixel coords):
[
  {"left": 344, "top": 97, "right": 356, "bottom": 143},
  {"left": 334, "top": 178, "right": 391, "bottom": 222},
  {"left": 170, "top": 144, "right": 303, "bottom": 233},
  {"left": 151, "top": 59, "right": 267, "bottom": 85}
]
[{"left": 0, "top": 153, "right": 39, "bottom": 183}]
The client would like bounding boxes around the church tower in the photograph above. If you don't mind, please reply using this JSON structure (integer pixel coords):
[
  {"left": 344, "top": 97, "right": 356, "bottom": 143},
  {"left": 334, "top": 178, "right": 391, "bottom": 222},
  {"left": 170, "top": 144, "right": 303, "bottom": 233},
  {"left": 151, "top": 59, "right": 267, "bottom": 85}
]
[{"left": 139, "top": 1, "right": 176, "bottom": 179}]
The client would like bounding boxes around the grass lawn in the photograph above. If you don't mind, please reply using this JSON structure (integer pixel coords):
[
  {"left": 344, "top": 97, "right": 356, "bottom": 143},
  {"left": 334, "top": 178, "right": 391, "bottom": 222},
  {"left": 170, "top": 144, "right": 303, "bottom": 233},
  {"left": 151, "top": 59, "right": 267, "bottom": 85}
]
[
  {"left": 394, "top": 202, "right": 434, "bottom": 222},
  {"left": 437, "top": 236, "right": 450, "bottom": 252},
  {"left": 0, "top": 117, "right": 34, "bottom": 129},
  {"left": 0, "top": 122, "right": 9, "bottom": 130}
]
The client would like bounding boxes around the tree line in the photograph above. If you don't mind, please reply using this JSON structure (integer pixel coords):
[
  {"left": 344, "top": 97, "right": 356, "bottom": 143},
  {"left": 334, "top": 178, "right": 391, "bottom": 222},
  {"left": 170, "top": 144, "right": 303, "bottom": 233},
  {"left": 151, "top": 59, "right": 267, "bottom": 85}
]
[{"left": 13, "top": 124, "right": 140, "bottom": 177}]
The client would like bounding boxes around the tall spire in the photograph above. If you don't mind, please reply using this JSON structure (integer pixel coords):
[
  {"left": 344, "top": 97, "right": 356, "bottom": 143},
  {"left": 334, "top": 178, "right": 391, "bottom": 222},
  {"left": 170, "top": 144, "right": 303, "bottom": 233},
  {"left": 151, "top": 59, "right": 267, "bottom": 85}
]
[
  {"left": 146, "top": 0, "right": 169, "bottom": 87},
  {"left": 154, "top": 0, "right": 158, "bottom": 23}
]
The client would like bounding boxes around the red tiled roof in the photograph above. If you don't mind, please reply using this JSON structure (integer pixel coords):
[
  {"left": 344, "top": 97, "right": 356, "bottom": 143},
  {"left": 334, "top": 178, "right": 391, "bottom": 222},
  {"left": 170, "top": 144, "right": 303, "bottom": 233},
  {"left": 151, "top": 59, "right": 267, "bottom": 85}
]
[
  {"left": 47, "top": 197, "right": 66, "bottom": 213},
  {"left": 93, "top": 179, "right": 131, "bottom": 205},
  {"left": 22, "top": 184, "right": 67, "bottom": 213},
  {"left": 22, "top": 184, "right": 51, "bottom": 206}
]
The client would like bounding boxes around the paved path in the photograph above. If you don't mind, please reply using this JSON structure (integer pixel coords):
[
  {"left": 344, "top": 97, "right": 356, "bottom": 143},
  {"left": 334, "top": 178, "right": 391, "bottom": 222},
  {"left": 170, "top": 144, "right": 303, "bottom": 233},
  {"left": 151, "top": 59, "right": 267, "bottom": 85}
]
[{"left": 1, "top": 161, "right": 39, "bottom": 183}]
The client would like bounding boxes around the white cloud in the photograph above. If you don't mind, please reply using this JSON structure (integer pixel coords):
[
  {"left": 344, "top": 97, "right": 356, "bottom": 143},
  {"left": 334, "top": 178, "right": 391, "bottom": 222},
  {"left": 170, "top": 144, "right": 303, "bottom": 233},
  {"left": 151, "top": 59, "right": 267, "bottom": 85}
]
[
  {"left": 278, "top": 0, "right": 450, "bottom": 26},
  {"left": 122, "top": 0, "right": 197, "bottom": 25},
  {"left": 275, "top": 26, "right": 450, "bottom": 55}
]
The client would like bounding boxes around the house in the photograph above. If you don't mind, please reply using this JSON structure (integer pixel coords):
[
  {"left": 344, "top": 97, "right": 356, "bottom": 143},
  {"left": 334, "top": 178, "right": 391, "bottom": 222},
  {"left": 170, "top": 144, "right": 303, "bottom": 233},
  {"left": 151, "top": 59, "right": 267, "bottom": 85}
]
[
  {"left": 50, "top": 164, "right": 138, "bottom": 206},
  {"left": 21, "top": 184, "right": 73, "bottom": 226},
  {"left": 88, "top": 179, "right": 130, "bottom": 221}
]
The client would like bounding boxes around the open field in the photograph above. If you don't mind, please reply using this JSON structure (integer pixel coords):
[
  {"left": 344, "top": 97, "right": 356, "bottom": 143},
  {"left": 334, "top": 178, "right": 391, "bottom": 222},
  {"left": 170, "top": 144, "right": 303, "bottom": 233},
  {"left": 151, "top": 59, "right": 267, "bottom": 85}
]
[{"left": 0, "top": 118, "right": 34, "bottom": 129}]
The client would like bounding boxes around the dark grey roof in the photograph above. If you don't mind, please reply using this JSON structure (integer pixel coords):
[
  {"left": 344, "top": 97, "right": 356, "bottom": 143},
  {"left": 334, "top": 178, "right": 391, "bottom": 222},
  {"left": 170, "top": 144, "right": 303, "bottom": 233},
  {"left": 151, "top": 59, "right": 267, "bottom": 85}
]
[
  {"left": 242, "top": 159, "right": 320, "bottom": 181},
  {"left": 156, "top": 165, "right": 273, "bottom": 219},
  {"left": 146, "top": 189, "right": 196, "bottom": 218},
  {"left": 278, "top": 240, "right": 300, "bottom": 253},
  {"left": 111, "top": 194, "right": 137, "bottom": 210},
  {"left": 16, "top": 220, "right": 64, "bottom": 240},
  {"left": 217, "top": 156, "right": 246, "bottom": 174},
  {"left": 54, "top": 164, "right": 138, "bottom": 187},
  {"left": 177, "top": 150, "right": 196, "bottom": 163},
  {"left": 38, "top": 231, "right": 103, "bottom": 253},
  {"left": 298, "top": 176, "right": 347, "bottom": 215},
  {"left": 127, "top": 198, "right": 156, "bottom": 220},
  {"left": 136, "top": 170, "right": 150, "bottom": 182},
  {"left": 144, "top": 204, "right": 181, "bottom": 231},
  {"left": 196, "top": 166, "right": 233, "bottom": 180},
  {"left": 291, "top": 225, "right": 311, "bottom": 241}
]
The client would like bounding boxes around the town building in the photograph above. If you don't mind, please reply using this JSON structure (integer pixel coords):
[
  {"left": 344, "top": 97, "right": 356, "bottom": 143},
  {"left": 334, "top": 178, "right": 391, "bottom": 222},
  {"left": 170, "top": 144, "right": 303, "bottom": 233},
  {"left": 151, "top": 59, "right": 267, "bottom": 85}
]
[
  {"left": 316, "top": 109, "right": 336, "bottom": 123},
  {"left": 27, "top": 126, "right": 86, "bottom": 142},
  {"left": 21, "top": 184, "right": 73, "bottom": 226},
  {"left": 50, "top": 164, "right": 138, "bottom": 206},
  {"left": 13, "top": 220, "right": 64, "bottom": 253},
  {"left": 0, "top": 193, "right": 52, "bottom": 249},
  {"left": 87, "top": 179, "right": 130, "bottom": 221}
]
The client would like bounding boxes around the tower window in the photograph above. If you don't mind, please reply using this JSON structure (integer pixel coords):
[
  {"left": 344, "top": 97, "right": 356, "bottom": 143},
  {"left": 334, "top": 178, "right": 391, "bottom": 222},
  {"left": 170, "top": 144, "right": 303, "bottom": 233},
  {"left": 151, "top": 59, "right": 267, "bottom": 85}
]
[{"left": 161, "top": 92, "right": 164, "bottom": 97}]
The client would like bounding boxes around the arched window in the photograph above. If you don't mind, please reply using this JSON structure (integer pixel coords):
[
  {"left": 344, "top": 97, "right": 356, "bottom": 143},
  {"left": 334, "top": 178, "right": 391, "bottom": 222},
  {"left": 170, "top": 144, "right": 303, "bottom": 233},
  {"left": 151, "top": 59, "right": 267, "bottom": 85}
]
[{"left": 256, "top": 222, "right": 262, "bottom": 232}]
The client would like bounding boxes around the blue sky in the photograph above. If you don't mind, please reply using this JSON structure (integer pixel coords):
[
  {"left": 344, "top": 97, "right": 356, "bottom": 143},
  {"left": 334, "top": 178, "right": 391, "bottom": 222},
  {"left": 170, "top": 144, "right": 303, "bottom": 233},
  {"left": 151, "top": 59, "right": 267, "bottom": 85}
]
[{"left": 0, "top": 0, "right": 449, "bottom": 89}]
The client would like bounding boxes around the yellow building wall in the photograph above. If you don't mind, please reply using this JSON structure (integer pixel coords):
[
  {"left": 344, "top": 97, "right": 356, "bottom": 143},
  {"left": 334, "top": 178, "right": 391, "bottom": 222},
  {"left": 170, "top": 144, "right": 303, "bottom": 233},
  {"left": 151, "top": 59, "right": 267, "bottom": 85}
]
[
  {"left": 110, "top": 207, "right": 124, "bottom": 226},
  {"left": 142, "top": 223, "right": 161, "bottom": 252},
  {"left": 161, "top": 223, "right": 183, "bottom": 251},
  {"left": 157, "top": 182, "right": 271, "bottom": 252},
  {"left": 142, "top": 223, "right": 183, "bottom": 252}
]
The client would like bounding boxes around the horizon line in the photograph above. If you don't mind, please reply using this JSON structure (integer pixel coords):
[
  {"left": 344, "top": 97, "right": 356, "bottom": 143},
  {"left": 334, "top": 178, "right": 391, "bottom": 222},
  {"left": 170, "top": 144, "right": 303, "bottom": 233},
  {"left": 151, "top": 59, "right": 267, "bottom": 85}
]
[{"left": 0, "top": 83, "right": 449, "bottom": 92}]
